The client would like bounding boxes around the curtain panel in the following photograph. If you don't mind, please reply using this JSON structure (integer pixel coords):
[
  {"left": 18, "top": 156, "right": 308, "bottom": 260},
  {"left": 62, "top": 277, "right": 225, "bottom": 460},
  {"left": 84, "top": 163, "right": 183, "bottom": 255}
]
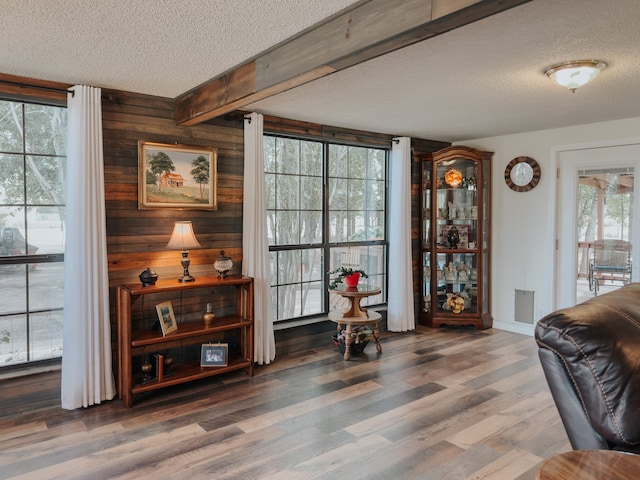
[
  {"left": 61, "top": 85, "right": 115, "bottom": 409},
  {"left": 243, "top": 112, "right": 276, "bottom": 364},
  {"left": 388, "top": 137, "right": 415, "bottom": 331}
]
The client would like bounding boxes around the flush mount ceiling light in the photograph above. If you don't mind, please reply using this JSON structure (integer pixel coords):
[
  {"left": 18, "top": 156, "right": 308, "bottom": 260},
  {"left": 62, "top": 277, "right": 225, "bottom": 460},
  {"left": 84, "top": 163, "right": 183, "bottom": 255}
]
[{"left": 544, "top": 60, "right": 607, "bottom": 93}]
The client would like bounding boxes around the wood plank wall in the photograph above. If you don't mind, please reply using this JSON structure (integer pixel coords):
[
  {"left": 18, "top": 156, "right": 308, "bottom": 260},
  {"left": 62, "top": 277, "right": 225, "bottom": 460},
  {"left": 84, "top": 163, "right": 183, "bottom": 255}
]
[
  {"left": 0, "top": 74, "right": 450, "bottom": 368},
  {"left": 100, "top": 90, "right": 247, "bottom": 369},
  {"left": 102, "top": 89, "right": 246, "bottom": 288}
]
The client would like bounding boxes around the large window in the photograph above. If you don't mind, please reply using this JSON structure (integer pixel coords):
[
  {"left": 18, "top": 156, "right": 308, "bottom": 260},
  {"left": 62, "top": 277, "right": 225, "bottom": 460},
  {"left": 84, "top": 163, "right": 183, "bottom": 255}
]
[
  {"left": 0, "top": 99, "right": 66, "bottom": 367},
  {"left": 264, "top": 135, "right": 387, "bottom": 323}
]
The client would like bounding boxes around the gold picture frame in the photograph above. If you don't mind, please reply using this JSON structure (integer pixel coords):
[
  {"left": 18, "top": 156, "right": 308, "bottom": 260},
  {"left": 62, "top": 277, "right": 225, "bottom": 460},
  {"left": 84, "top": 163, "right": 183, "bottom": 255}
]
[
  {"left": 138, "top": 141, "right": 217, "bottom": 210},
  {"left": 155, "top": 301, "right": 178, "bottom": 336}
]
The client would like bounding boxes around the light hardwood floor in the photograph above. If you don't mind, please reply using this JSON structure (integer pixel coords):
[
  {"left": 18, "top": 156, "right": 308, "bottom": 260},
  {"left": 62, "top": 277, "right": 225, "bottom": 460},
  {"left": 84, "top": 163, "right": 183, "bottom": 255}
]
[{"left": 0, "top": 326, "right": 570, "bottom": 479}]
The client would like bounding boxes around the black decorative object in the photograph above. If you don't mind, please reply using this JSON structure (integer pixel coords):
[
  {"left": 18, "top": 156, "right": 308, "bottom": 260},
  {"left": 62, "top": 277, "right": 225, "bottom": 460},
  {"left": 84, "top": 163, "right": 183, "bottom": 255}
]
[
  {"left": 447, "top": 226, "right": 460, "bottom": 248},
  {"left": 139, "top": 267, "right": 158, "bottom": 286}
]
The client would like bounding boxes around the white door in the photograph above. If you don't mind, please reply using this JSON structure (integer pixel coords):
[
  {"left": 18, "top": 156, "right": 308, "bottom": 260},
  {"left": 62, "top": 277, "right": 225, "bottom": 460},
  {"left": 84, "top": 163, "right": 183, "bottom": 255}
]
[{"left": 556, "top": 144, "right": 640, "bottom": 309}]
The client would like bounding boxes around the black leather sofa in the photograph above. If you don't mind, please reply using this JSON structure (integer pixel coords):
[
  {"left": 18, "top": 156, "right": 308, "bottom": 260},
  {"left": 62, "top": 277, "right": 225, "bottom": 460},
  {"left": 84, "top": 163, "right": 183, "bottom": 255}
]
[{"left": 535, "top": 283, "right": 640, "bottom": 454}]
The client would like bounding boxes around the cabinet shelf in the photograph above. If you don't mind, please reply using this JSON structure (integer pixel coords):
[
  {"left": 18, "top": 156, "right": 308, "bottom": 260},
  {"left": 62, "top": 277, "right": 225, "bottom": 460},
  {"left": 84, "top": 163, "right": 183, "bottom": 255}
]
[{"left": 117, "top": 275, "right": 254, "bottom": 407}]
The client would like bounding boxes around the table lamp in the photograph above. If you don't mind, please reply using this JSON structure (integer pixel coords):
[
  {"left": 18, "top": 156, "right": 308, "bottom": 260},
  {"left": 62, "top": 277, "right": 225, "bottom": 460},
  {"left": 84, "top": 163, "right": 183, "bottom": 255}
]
[{"left": 166, "top": 221, "right": 201, "bottom": 282}]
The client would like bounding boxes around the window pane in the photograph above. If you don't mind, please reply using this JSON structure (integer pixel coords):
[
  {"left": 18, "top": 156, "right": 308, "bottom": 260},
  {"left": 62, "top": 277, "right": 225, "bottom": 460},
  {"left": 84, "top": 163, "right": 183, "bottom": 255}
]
[
  {"left": 276, "top": 174, "right": 299, "bottom": 210},
  {"left": 275, "top": 210, "right": 299, "bottom": 245},
  {"left": 26, "top": 155, "right": 66, "bottom": 205},
  {"left": 0, "top": 264, "right": 27, "bottom": 314},
  {"left": 29, "top": 310, "right": 64, "bottom": 361},
  {"left": 264, "top": 136, "right": 276, "bottom": 173},
  {"left": 29, "top": 263, "right": 64, "bottom": 311},
  {"left": 0, "top": 315, "right": 27, "bottom": 365},
  {"left": 302, "top": 248, "right": 322, "bottom": 281},
  {"left": 0, "top": 154, "right": 24, "bottom": 204},
  {"left": 348, "top": 146, "right": 367, "bottom": 178},
  {"left": 328, "top": 178, "right": 347, "bottom": 210},
  {"left": 265, "top": 173, "right": 276, "bottom": 209},
  {"left": 277, "top": 250, "right": 300, "bottom": 284},
  {"left": 301, "top": 176, "right": 321, "bottom": 210},
  {"left": 0, "top": 100, "right": 24, "bottom": 153},
  {"left": 301, "top": 142, "right": 322, "bottom": 175},
  {"left": 277, "top": 138, "right": 300, "bottom": 175},
  {"left": 300, "top": 211, "right": 322, "bottom": 244},
  {"left": 27, "top": 207, "right": 65, "bottom": 254},
  {"left": 301, "top": 281, "right": 322, "bottom": 316},
  {"left": 0, "top": 207, "right": 27, "bottom": 257},
  {"left": 328, "top": 144, "right": 348, "bottom": 177},
  {"left": 25, "top": 104, "right": 67, "bottom": 155},
  {"left": 269, "top": 251, "right": 278, "bottom": 284}
]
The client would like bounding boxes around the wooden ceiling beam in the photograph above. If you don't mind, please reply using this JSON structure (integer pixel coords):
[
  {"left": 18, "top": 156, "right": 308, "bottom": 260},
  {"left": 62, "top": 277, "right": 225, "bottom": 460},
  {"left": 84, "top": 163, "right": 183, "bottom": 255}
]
[{"left": 175, "top": 0, "right": 531, "bottom": 126}]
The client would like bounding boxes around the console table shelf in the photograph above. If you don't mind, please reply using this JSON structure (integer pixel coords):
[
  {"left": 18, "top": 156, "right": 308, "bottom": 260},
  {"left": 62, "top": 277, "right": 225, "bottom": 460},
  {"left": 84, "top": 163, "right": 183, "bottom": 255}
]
[
  {"left": 117, "top": 275, "right": 254, "bottom": 407},
  {"left": 131, "top": 356, "right": 252, "bottom": 396}
]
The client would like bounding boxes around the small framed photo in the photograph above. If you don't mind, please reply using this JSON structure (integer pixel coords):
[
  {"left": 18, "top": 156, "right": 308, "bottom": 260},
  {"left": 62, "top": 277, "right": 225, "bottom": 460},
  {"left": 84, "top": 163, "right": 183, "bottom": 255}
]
[
  {"left": 156, "top": 301, "right": 178, "bottom": 336},
  {"left": 201, "top": 343, "right": 228, "bottom": 367},
  {"left": 138, "top": 141, "right": 218, "bottom": 210}
]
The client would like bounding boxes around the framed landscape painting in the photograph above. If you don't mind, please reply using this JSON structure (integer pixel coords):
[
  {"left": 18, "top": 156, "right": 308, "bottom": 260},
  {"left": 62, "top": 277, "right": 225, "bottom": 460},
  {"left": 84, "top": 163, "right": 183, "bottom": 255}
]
[{"left": 138, "top": 141, "right": 218, "bottom": 210}]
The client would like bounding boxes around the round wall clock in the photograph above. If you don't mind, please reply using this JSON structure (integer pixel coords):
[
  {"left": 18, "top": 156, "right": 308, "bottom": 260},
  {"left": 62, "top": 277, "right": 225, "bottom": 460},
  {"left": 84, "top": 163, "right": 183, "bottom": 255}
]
[{"left": 504, "top": 156, "right": 541, "bottom": 192}]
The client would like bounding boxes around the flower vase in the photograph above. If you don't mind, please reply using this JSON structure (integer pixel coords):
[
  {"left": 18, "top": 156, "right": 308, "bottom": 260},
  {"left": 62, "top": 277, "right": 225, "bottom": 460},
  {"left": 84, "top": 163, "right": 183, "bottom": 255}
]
[{"left": 343, "top": 273, "right": 360, "bottom": 287}]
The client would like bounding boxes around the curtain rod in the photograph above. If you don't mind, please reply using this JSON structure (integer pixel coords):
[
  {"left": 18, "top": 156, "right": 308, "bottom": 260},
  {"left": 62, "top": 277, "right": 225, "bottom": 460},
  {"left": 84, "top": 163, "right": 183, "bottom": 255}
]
[{"left": 0, "top": 79, "right": 74, "bottom": 97}]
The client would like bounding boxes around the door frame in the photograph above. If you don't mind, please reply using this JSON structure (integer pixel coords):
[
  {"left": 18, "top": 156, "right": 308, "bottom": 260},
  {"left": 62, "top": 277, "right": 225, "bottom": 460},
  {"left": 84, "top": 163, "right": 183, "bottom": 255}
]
[{"left": 555, "top": 142, "right": 640, "bottom": 309}]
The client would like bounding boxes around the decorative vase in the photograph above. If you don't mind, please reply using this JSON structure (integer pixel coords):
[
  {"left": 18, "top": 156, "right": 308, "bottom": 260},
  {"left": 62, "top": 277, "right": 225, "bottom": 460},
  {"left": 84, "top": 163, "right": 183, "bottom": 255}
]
[
  {"left": 202, "top": 302, "right": 215, "bottom": 327},
  {"left": 343, "top": 273, "right": 360, "bottom": 287},
  {"left": 138, "top": 267, "right": 158, "bottom": 286},
  {"left": 447, "top": 226, "right": 460, "bottom": 248}
]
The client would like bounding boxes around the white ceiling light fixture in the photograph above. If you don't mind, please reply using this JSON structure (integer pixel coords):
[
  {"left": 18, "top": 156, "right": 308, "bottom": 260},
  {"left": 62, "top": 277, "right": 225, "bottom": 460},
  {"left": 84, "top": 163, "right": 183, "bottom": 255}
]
[{"left": 545, "top": 60, "right": 607, "bottom": 93}]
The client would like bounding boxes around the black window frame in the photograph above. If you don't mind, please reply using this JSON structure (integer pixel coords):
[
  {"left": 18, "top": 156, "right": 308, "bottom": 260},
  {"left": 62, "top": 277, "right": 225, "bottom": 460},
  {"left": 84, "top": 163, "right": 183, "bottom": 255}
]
[{"left": 264, "top": 133, "right": 389, "bottom": 325}]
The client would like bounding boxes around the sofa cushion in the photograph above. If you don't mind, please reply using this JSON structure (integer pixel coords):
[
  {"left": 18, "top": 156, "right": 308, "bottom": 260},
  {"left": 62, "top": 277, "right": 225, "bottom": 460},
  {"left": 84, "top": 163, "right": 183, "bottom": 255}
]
[{"left": 535, "top": 283, "right": 640, "bottom": 449}]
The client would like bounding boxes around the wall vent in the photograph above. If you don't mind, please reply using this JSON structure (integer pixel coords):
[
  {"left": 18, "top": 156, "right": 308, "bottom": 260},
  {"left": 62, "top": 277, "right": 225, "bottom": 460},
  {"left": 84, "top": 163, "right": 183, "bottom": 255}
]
[{"left": 515, "top": 289, "right": 535, "bottom": 324}]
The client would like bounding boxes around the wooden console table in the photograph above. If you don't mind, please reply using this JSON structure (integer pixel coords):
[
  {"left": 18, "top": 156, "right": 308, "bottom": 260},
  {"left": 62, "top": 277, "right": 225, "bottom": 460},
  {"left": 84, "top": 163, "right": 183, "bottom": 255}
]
[
  {"left": 117, "top": 275, "right": 254, "bottom": 407},
  {"left": 328, "top": 284, "right": 382, "bottom": 360},
  {"left": 536, "top": 450, "right": 640, "bottom": 480}
]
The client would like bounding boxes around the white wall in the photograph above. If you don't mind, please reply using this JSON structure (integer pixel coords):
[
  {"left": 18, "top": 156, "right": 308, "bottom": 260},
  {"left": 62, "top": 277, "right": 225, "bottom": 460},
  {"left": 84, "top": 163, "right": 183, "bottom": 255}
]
[{"left": 458, "top": 116, "right": 640, "bottom": 335}]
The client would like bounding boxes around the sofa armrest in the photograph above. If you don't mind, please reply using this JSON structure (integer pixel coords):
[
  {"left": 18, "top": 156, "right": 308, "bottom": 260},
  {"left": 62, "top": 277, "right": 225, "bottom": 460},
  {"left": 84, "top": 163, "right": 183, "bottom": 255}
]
[{"left": 538, "top": 348, "right": 609, "bottom": 450}]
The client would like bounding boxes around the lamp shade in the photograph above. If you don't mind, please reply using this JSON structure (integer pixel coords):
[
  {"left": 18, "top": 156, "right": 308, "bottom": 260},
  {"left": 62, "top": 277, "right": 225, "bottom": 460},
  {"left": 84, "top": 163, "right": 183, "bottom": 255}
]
[
  {"left": 545, "top": 60, "right": 606, "bottom": 92},
  {"left": 166, "top": 221, "right": 201, "bottom": 250}
]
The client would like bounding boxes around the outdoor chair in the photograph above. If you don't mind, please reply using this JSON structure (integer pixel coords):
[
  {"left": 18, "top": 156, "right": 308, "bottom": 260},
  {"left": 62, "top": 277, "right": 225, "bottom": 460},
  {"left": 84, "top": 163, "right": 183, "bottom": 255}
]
[{"left": 588, "top": 239, "right": 632, "bottom": 295}]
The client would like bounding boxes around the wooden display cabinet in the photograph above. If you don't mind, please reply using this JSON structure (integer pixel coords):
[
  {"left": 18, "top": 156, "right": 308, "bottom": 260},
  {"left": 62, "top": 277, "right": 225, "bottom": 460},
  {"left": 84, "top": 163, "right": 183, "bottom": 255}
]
[
  {"left": 117, "top": 275, "right": 254, "bottom": 407},
  {"left": 417, "top": 146, "right": 492, "bottom": 329}
]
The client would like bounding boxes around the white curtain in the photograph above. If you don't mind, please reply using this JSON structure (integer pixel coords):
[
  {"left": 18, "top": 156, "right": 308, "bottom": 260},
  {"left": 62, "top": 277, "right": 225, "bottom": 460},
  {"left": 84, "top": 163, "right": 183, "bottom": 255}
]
[
  {"left": 388, "top": 137, "right": 415, "bottom": 331},
  {"left": 61, "top": 85, "right": 116, "bottom": 409},
  {"left": 243, "top": 112, "right": 276, "bottom": 364}
]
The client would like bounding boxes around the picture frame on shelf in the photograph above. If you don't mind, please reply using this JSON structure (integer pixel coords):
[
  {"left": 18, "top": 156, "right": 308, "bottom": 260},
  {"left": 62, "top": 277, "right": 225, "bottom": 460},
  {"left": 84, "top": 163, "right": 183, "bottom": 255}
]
[
  {"left": 138, "top": 141, "right": 218, "bottom": 210},
  {"left": 155, "top": 301, "right": 178, "bottom": 336},
  {"left": 201, "top": 343, "right": 228, "bottom": 367}
]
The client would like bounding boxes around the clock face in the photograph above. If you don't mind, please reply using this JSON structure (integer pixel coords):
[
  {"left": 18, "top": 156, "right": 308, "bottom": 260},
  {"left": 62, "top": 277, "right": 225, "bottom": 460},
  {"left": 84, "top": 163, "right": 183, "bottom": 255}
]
[
  {"left": 505, "top": 156, "right": 541, "bottom": 192},
  {"left": 510, "top": 162, "right": 534, "bottom": 186}
]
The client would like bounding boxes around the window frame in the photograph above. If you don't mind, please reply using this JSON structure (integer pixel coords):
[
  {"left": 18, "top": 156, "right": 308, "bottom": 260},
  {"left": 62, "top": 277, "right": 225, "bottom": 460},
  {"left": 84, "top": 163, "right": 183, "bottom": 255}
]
[
  {"left": 0, "top": 96, "right": 67, "bottom": 369},
  {"left": 264, "top": 133, "right": 389, "bottom": 325}
]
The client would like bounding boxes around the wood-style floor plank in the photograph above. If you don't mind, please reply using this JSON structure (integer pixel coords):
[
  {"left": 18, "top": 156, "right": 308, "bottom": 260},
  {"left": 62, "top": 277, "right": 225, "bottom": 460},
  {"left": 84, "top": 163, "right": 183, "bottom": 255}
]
[{"left": 0, "top": 326, "right": 570, "bottom": 479}]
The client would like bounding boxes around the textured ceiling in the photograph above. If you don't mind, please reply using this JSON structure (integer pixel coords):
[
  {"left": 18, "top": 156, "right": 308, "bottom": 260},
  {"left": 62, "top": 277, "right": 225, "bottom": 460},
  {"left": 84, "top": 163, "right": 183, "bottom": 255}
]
[{"left": 2, "top": 0, "right": 640, "bottom": 142}]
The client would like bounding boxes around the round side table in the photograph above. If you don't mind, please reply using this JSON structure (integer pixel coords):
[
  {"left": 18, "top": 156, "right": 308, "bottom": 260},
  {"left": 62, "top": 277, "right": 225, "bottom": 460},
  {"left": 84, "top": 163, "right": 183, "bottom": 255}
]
[
  {"left": 536, "top": 450, "right": 640, "bottom": 480},
  {"left": 328, "top": 284, "right": 382, "bottom": 360}
]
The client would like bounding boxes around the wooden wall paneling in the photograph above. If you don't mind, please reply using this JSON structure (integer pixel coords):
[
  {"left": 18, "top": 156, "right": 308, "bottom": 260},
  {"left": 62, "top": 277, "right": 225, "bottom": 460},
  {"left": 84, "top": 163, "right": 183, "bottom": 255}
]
[{"left": 101, "top": 89, "right": 246, "bottom": 377}]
